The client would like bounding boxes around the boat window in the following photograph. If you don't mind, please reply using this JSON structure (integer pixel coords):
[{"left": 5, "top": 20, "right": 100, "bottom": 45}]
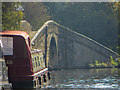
[
  {"left": 36, "top": 61, "right": 38, "bottom": 67},
  {"left": 0, "top": 37, "right": 13, "bottom": 55},
  {"left": 34, "top": 57, "right": 36, "bottom": 60},
  {"left": 37, "top": 56, "right": 39, "bottom": 60},
  {"left": 38, "top": 60, "right": 40, "bottom": 66}
]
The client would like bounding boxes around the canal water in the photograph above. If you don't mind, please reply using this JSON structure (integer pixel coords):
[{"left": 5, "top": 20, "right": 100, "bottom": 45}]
[{"left": 44, "top": 68, "right": 120, "bottom": 89}]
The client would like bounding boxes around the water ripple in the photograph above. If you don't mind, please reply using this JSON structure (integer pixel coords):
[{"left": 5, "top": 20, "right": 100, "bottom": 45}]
[{"left": 45, "top": 68, "right": 119, "bottom": 89}]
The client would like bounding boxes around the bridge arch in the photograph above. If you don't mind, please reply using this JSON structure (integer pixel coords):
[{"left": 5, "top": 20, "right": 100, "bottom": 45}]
[{"left": 47, "top": 33, "right": 58, "bottom": 70}]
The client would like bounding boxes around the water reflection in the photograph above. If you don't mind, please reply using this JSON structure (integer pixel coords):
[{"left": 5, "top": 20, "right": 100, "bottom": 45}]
[{"left": 45, "top": 68, "right": 119, "bottom": 89}]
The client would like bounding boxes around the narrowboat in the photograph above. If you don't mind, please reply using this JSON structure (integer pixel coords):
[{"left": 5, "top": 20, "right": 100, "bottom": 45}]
[{"left": 0, "top": 31, "right": 50, "bottom": 88}]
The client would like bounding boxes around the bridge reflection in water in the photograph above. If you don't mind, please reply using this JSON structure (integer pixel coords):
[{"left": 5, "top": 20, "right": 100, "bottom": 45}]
[{"left": 45, "top": 68, "right": 119, "bottom": 89}]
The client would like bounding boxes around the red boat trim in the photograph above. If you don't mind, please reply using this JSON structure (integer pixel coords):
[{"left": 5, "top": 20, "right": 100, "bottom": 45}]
[
  {"left": 25, "top": 35, "right": 29, "bottom": 39},
  {"left": 0, "top": 31, "right": 29, "bottom": 39},
  {"left": 31, "top": 68, "right": 48, "bottom": 77}
]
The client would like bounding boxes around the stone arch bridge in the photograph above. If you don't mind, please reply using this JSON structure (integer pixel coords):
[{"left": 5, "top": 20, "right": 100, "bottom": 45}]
[{"left": 31, "top": 20, "right": 118, "bottom": 69}]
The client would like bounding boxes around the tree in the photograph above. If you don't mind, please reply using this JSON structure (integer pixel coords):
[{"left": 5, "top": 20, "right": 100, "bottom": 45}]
[
  {"left": 45, "top": 2, "right": 118, "bottom": 52},
  {"left": 22, "top": 2, "right": 51, "bottom": 30},
  {"left": 112, "top": 2, "right": 120, "bottom": 53},
  {"left": 2, "top": 2, "right": 24, "bottom": 30}
]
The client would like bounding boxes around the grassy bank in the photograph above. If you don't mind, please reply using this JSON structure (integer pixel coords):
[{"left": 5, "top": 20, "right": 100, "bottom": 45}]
[{"left": 89, "top": 56, "right": 120, "bottom": 68}]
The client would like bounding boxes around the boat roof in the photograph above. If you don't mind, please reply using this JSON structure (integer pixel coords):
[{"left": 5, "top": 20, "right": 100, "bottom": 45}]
[{"left": 0, "top": 31, "right": 29, "bottom": 39}]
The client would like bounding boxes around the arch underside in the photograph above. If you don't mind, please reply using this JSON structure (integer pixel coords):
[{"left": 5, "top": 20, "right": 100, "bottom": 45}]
[{"left": 48, "top": 37, "right": 58, "bottom": 70}]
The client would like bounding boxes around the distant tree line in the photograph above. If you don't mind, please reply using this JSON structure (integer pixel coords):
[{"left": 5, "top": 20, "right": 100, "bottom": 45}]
[
  {"left": 2, "top": 2, "right": 119, "bottom": 53},
  {"left": 45, "top": 2, "right": 118, "bottom": 52}
]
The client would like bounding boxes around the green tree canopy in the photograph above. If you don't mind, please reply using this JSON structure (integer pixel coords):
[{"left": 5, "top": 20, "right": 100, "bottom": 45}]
[
  {"left": 20, "top": 2, "right": 118, "bottom": 52},
  {"left": 45, "top": 2, "right": 118, "bottom": 52},
  {"left": 112, "top": 2, "right": 120, "bottom": 53},
  {"left": 2, "top": 2, "right": 24, "bottom": 30},
  {"left": 22, "top": 2, "right": 51, "bottom": 30}
]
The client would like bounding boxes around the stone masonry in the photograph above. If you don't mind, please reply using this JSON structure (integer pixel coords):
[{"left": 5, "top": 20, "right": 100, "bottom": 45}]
[{"left": 31, "top": 20, "right": 118, "bottom": 69}]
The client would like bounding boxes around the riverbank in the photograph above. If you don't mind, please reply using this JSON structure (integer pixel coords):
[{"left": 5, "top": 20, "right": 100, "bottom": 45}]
[{"left": 89, "top": 56, "right": 120, "bottom": 69}]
